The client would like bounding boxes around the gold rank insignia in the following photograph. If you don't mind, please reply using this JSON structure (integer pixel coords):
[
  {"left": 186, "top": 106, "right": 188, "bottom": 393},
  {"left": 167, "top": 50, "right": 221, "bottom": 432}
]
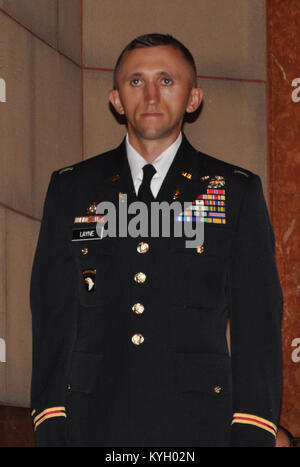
[{"left": 181, "top": 171, "right": 192, "bottom": 180}]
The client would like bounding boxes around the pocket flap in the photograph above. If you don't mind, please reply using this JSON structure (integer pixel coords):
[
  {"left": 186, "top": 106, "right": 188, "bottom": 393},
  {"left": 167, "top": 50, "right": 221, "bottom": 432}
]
[{"left": 176, "top": 353, "right": 231, "bottom": 395}]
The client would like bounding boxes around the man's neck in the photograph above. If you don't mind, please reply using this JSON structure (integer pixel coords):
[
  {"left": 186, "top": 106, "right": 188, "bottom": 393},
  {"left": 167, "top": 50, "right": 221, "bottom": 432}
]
[{"left": 127, "top": 130, "right": 182, "bottom": 163}]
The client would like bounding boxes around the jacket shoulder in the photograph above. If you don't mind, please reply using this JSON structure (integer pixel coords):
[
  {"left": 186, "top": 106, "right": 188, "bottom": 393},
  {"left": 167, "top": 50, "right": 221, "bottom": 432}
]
[
  {"left": 195, "top": 150, "right": 259, "bottom": 194},
  {"left": 53, "top": 144, "right": 123, "bottom": 181},
  {"left": 197, "top": 150, "right": 255, "bottom": 180}
]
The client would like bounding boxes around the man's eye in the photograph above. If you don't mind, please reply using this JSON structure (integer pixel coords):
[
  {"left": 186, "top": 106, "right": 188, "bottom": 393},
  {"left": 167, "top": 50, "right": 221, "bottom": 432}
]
[
  {"left": 130, "top": 79, "right": 142, "bottom": 86},
  {"left": 162, "top": 78, "right": 172, "bottom": 85}
]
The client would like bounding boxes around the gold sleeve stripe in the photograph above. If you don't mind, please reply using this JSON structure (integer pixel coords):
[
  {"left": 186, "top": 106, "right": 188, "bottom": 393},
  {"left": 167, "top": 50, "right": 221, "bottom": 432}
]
[
  {"left": 32, "top": 406, "right": 66, "bottom": 431},
  {"left": 232, "top": 413, "right": 277, "bottom": 438}
]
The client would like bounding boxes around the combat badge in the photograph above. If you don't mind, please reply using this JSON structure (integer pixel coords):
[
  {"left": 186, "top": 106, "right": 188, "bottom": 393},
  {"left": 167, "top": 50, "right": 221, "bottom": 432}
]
[{"left": 208, "top": 175, "right": 225, "bottom": 189}]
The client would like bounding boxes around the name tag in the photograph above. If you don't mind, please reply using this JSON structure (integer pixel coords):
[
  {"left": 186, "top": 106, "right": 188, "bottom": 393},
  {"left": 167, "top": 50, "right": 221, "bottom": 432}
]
[{"left": 72, "top": 227, "right": 103, "bottom": 241}]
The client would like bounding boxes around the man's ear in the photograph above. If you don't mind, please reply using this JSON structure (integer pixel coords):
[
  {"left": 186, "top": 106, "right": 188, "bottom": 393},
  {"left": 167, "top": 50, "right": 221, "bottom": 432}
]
[
  {"left": 186, "top": 87, "right": 203, "bottom": 114},
  {"left": 109, "top": 89, "right": 125, "bottom": 115}
]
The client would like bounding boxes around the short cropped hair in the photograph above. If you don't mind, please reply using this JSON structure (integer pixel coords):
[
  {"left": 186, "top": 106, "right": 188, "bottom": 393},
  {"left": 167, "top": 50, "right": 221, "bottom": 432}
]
[{"left": 113, "top": 33, "right": 197, "bottom": 89}]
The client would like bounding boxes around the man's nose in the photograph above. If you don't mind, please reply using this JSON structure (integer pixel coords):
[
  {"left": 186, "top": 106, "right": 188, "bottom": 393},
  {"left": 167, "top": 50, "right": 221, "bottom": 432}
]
[{"left": 144, "top": 82, "right": 160, "bottom": 104}]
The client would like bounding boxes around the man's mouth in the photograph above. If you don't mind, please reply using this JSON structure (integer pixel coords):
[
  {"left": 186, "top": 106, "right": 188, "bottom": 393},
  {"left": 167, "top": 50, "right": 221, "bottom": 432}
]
[{"left": 140, "top": 112, "right": 163, "bottom": 117}]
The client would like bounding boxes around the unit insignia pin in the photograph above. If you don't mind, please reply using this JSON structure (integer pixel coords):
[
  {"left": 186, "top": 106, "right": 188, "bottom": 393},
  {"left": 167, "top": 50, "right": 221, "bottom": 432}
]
[
  {"left": 111, "top": 174, "right": 120, "bottom": 182},
  {"left": 173, "top": 188, "right": 181, "bottom": 200},
  {"left": 87, "top": 202, "right": 98, "bottom": 215}
]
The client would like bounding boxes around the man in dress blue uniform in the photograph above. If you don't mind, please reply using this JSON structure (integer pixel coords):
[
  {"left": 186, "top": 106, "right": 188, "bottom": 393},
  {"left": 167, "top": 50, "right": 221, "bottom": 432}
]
[{"left": 30, "top": 34, "right": 283, "bottom": 447}]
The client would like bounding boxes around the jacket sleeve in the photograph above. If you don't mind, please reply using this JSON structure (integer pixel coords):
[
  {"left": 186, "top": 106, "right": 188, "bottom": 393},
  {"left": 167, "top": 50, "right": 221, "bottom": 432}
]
[
  {"left": 228, "top": 174, "right": 283, "bottom": 447},
  {"left": 30, "top": 171, "right": 76, "bottom": 446}
]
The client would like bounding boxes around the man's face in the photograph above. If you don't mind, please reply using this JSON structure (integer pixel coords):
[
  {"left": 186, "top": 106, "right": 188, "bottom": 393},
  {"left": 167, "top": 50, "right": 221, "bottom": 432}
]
[{"left": 109, "top": 45, "right": 203, "bottom": 142}]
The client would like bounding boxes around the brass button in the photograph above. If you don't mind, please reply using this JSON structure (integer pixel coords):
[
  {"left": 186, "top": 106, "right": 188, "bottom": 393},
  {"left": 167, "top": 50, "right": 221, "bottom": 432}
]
[
  {"left": 81, "top": 247, "right": 88, "bottom": 255},
  {"left": 214, "top": 386, "right": 222, "bottom": 394},
  {"left": 132, "top": 303, "right": 145, "bottom": 314},
  {"left": 131, "top": 333, "right": 144, "bottom": 345},
  {"left": 137, "top": 242, "right": 149, "bottom": 254},
  {"left": 196, "top": 245, "right": 205, "bottom": 254},
  {"left": 134, "top": 272, "right": 147, "bottom": 284}
]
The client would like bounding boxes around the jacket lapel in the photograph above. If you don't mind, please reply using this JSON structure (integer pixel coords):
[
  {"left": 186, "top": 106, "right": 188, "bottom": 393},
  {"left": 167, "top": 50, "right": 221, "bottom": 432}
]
[{"left": 156, "top": 134, "right": 208, "bottom": 204}]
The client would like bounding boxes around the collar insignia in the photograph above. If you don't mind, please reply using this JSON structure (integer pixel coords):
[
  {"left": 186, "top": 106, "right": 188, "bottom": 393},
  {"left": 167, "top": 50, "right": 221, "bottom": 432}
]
[
  {"left": 181, "top": 171, "right": 192, "bottom": 180},
  {"left": 111, "top": 173, "right": 120, "bottom": 182}
]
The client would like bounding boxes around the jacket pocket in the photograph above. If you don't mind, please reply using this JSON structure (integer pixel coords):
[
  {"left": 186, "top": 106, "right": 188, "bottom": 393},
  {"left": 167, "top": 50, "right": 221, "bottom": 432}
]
[
  {"left": 170, "top": 247, "right": 226, "bottom": 308},
  {"left": 176, "top": 352, "right": 232, "bottom": 396}
]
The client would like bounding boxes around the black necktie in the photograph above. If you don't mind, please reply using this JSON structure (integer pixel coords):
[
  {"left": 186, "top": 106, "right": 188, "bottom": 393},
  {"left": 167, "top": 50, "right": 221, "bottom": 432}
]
[{"left": 138, "top": 164, "right": 156, "bottom": 203}]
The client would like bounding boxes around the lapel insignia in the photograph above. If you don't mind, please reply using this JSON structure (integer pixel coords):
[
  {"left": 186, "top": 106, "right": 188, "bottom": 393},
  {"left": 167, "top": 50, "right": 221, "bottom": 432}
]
[
  {"left": 176, "top": 176, "right": 227, "bottom": 225},
  {"left": 111, "top": 173, "right": 120, "bottom": 182},
  {"left": 173, "top": 188, "right": 181, "bottom": 200},
  {"left": 208, "top": 175, "right": 225, "bottom": 189},
  {"left": 181, "top": 171, "right": 192, "bottom": 180},
  {"left": 83, "top": 269, "right": 96, "bottom": 292},
  {"left": 87, "top": 202, "right": 98, "bottom": 215}
]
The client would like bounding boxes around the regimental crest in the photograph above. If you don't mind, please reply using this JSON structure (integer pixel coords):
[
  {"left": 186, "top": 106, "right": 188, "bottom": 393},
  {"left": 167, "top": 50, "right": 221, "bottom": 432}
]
[
  {"left": 87, "top": 202, "right": 98, "bottom": 215},
  {"left": 173, "top": 188, "right": 181, "bottom": 200}
]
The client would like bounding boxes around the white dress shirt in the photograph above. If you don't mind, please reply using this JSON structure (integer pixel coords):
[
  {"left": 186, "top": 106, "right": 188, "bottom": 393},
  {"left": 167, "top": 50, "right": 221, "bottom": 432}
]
[{"left": 125, "top": 132, "right": 182, "bottom": 198}]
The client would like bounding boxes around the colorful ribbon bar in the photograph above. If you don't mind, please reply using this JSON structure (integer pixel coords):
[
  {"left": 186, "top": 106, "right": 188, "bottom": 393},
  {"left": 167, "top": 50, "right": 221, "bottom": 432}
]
[
  {"left": 74, "top": 216, "right": 104, "bottom": 224},
  {"left": 176, "top": 216, "right": 226, "bottom": 224},
  {"left": 197, "top": 194, "right": 226, "bottom": 200},
  {"left": 207, "top": 189, "right": 225, "bottom": 195}
]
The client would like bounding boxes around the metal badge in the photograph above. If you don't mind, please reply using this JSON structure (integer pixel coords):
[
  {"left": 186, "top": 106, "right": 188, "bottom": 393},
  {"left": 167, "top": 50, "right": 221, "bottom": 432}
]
[
  {"left": 181, "top": 171, "right": 192, "bottom": 180},
  {"left": 173, "top": 188, "right": 181, "bottom": 200},
  {"left": 111, "top": 173, "right": 120, "bottom": 182},
  {"left": 87, "top": 202, "right": 98, "bottom": 215},
  {"left": 208, "top": 175, "right": 225, "bottom": 189}
]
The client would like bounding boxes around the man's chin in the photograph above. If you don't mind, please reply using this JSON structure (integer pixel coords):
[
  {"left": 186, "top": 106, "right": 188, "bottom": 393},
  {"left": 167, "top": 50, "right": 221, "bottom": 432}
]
[{"left": 135, "top": 126, "right": 175, "bottom": 141}]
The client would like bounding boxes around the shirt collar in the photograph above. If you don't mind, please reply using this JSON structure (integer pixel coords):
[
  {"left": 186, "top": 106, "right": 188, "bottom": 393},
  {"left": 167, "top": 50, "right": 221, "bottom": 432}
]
[{"left": 126, "top": 132, "right": 182, "bottom": 183}]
